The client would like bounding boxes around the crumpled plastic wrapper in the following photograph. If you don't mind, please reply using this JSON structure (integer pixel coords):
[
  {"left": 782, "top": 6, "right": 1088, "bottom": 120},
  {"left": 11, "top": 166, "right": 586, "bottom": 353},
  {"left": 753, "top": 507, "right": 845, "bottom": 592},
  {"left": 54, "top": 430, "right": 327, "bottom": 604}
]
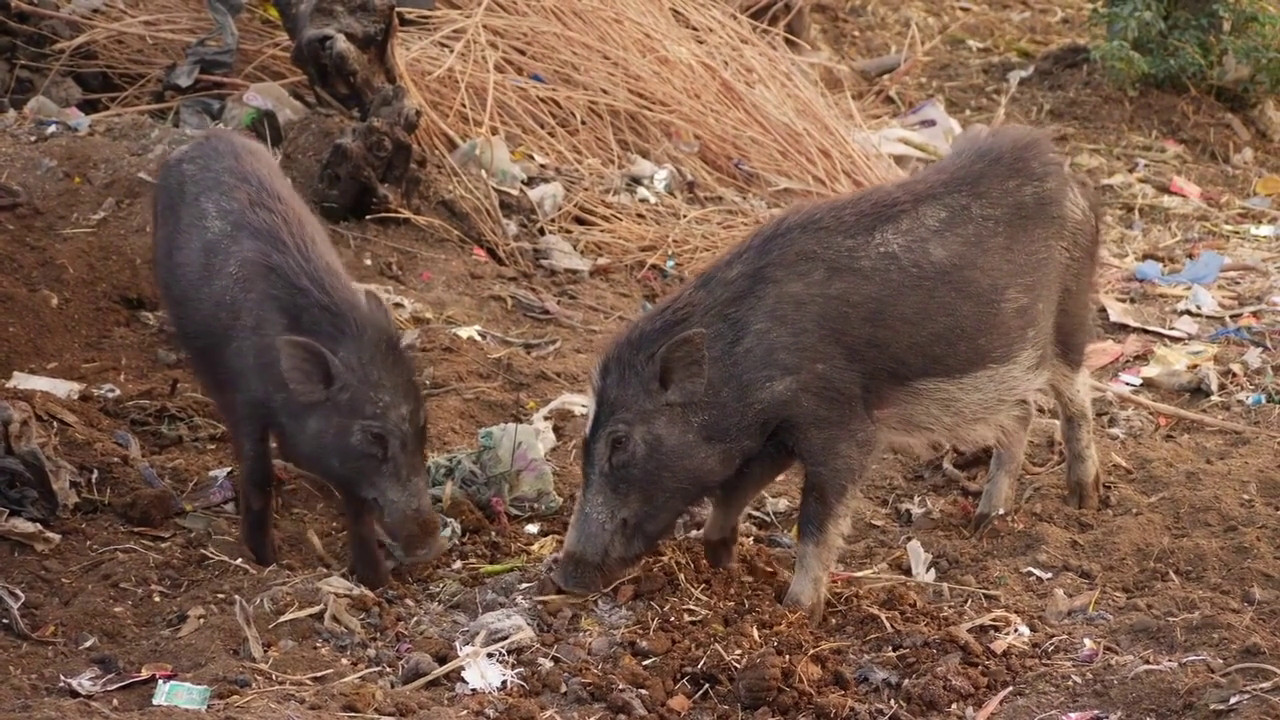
[{"left": 426, "top": 393, "right": 592, "bottom": 518}]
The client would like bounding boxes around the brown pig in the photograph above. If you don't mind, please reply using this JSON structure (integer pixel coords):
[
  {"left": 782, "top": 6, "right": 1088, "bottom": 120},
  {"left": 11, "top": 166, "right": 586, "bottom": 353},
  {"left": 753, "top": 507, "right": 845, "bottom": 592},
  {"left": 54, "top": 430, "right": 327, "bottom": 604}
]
[
  {"left": 553, "top": 124, "right": 1104, "bottom": 623},
  {"left": 151, "top": 129, "right": 444, "bottom": 589}
]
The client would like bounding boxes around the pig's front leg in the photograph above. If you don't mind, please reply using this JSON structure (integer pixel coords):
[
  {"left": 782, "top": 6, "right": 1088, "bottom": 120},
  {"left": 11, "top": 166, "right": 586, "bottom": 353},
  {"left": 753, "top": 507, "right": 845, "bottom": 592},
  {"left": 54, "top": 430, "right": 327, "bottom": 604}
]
[
  {"left": 345, "top": 494, "right": 391, "bottom": 589},
  {"left": 703, "top": 443, "right": 795, "bottom": 568},
  {"left": 233, "top": 415, "right": 278, "bottom": 568},
  {"left": 783, "top": 424, "right": 875, "bottom": 625}
]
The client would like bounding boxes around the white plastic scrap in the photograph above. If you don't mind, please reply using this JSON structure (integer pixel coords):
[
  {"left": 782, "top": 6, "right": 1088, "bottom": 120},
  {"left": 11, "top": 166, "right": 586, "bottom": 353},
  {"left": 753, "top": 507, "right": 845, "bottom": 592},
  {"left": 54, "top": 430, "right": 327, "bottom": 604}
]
[
  {"left": 454, "top": 640, "right": 525, "bottom": 694},
  {"left": 5, "top": 371, "right": 85, "bottom": 400},
  {"left": 851, "top": 97, "right": 964, "bottom": 161},
  {"left": 1022, "top": 566, "right": 1054, "bottom": 581},
  {"left": 905, "top": 539, "right": 936, "bottom": 583},
  {"left": 528, "top": 392, "right": 592, "bottom": 455}
]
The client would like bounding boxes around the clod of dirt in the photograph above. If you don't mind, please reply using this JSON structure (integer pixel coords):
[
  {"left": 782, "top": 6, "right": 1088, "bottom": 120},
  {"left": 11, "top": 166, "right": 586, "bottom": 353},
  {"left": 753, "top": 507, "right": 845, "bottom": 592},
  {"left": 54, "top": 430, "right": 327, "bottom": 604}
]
[
  {"left": 334, "top": 681, "right": 383, "bottom": 714},
  {"left": 587, "top": 636, "right": 611, "bottom": 657},
  {"left": 465, "top": 608, "right": 533, "bottom": 646},
  {"left": 633, "top": 632, "right": 673, "bottom": 657},
  {"left": 113, "top": 487, "right": 177, "bottom": 527},
  {"left": 398, "top": 653, "right": 439, "bottom": 686},
  {"left": 443, "top": 495, "right": 488, "bottom": 534},
  {"left": 735, "top": 647, "right": 783, "bottom": 709},
  {"left": 606, "top": 689, "right": 647, "bottom": 716},
  {"left": 635, "top": 571, "right": 667, "bottom": 596}
]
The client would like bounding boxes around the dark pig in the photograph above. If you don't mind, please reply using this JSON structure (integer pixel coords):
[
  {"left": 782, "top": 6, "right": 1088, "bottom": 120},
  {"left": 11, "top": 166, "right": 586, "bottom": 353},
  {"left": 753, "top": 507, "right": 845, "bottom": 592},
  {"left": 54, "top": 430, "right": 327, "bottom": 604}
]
[
  {"left": 554, "top": 124, "right": 1103, "bottom": 623},
  {"left": 151, "top": 129, "right": 443, "bottom": 589}
]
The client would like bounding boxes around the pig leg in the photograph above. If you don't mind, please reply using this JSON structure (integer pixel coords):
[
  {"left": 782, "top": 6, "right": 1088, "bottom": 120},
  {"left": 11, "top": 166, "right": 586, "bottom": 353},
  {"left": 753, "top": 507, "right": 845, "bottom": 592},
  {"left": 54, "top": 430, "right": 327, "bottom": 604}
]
[
  {"left": 345, "top": 494, "right": 391, "bottom": 589},
  {"left": 1050, "top": 366, "right": 1102, "bottom": 511},
  {"left": 783, "top": 423, "right": 876, "bottom": 625},
  {"left": 971, "top": 400, "right": 1035, "bottom": 533},
  {"left": 703, "top": 444, "right": 796, "bottom": 569},
  {"left": 233, "top": 414, "right": 278, "bottom": 568}
]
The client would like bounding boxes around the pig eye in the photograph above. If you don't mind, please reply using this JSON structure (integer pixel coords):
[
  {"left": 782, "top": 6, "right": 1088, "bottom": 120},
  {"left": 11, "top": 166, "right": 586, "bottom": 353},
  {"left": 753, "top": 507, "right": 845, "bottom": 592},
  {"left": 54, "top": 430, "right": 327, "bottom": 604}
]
[
  {"left": 364, "top": 429, "right": 390, "bottom": 461},
  {"left": 609, "top": 434, "right": 630, "bottom": 452}
]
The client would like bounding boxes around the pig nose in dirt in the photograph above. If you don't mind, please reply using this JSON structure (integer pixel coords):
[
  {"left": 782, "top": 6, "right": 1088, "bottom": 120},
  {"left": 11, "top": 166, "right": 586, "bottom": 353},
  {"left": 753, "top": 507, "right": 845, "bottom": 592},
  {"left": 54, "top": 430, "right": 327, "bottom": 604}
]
[
  {"left": 376, "top": 480, "right": 444, "bottom": 563},
  {"left": 551, "top": 551, "right": 614, "bottom": 595}
]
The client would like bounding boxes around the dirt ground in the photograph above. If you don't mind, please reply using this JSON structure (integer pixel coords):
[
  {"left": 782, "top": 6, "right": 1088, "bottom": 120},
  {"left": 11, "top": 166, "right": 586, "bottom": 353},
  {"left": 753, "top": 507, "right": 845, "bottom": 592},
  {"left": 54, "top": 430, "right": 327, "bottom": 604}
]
[{"left": 3, "top": 2, "right": 1280, "bottom": 719}]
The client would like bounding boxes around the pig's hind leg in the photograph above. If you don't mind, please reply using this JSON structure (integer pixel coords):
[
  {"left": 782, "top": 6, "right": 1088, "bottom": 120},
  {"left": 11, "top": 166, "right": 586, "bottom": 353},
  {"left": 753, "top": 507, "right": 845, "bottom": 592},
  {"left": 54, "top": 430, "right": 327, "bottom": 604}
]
[
  {"left": 1050, "top": 364, "right": 1102, "bottom": 511},
  {"left": 703, "top": 442, "right": 795, "bottom": 569},
  {"left": 971, "top": 400, "right": 1035, "bottom": 533},
  {"left": 783, "top": 418, "right": 877, "bottom": 625}
]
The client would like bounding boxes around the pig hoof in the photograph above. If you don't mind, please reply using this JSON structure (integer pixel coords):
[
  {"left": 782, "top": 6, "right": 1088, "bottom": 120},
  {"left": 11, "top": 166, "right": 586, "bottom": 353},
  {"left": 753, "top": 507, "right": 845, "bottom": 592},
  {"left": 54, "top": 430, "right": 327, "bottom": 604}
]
[
  {"left": 351, "top": 561, "right": 391, "bottom": 590},
  {"left": 246, "top": 539, "right": 278, "bottom": 568},
  {"left": 781, "top": 585, "right": 826, "bottom": 626},
  {"left": 969, "top": 508, "right": 1004, "bottom": 536},
  {"left": 704, "top": 536, "right": 738, "bottom": 569},
  {"left": 1066, "top": 468, "right": 1103, "bottom": 511}
]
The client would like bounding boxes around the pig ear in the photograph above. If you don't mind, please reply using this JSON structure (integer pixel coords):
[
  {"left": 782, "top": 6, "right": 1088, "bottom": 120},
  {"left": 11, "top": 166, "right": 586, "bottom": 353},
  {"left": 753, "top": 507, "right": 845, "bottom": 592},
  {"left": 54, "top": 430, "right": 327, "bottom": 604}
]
[
  {"left": 656, "top": 329, "right": 708, "bottom": 404},
  {"left": 362, "top": 289, "right": 397, "bottom": 331},
  {"left": 276, "top": 336, "right": 340, "bottom": 403}
]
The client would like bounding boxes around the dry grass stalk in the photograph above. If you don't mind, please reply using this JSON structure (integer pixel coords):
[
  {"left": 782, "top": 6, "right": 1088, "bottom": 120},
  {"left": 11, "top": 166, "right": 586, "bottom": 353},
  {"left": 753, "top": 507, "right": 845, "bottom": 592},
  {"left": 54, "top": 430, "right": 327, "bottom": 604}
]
[{"left": 59, "top": 0, "right": 900, "bottom": 267}]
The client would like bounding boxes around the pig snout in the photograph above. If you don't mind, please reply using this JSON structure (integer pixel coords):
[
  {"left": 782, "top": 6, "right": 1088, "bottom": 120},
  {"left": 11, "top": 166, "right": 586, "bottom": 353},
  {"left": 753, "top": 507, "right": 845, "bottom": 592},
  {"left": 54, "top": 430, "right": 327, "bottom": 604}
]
[
  {"left": 551, "top": 506, "right": 631, "bottom": 595},
  {"left": 377, "top": 483, "right": 444, "bottom": 563}
]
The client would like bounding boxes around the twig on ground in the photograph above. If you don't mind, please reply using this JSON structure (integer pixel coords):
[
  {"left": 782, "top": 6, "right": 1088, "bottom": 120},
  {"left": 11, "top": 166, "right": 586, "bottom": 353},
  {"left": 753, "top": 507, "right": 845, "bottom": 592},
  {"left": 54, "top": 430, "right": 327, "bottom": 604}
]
[
  {"left": 235, "top": 595, "right": 266, "bottom": 663},
  {"left": 1090, "top": 380, "right": 1280, "bottom": 437},
  {"left": 201, "top": 547, "right": 260, "bottom": 573}
]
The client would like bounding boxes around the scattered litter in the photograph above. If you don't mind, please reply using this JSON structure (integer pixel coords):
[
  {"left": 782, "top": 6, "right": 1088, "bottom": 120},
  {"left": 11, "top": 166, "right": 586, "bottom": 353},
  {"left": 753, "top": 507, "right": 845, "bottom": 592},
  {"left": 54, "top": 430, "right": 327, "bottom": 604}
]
[
  {"left": 1083, "top": 339, "right": 1125, "bottom": 371},
  {"left": 1022, "top": 566, "right": 1054, "bottom": 581},
  {"left": 1077, "top": 637, "right": 1102, "bottom": 663},
  {"left": 1044, "top": 588, "right": 1111, "bottom": 625},
  {"left": 455, "top": 638, "right": 526, "bottom": 694},
  {"left": 851, "top": 97, "right": 963, "bottom": 161},
  {"left": 164, "top": 0, "right": 243, "bottom": 90},
  {"left": 173, "top": 606, "right": 207, "bottom": 638},
  {"left": 1, "top": 582, "right": 56, "bottom": 642},
  {"left": 86, "top": 197, "right": 117, "bottom": 225},
  {"left": 447, "top": 324, "right": 561, "bottom": 356},
  {"left": 1060, "top": 712, "right": 1110, "bottom": 720},
  {"left": 451, "top": 135, "right": 528, "bottom": 191},
  {"left": 22, "top": 95, "right": 90, "bottom": 134},
  {"left": 61, "top": 664, "right": 177, "bottom": 697},
  {"left": 151, "top": 679, "right": 212, "bottom": 710},
  {"left": 1176, "top": 284, "right": 1221, "bottom": 315},
  {"left": 619, "top": 155, "right": 681, "bottom": 202},
  {"left": 5, "top": 372, "right": 85, "bottom": 400},
  {"left": 180, "top": 467, "right": 237, "bottom": 512},
  {"left": 525, "top": 181, "right": 566, "bottom": 219},
  {"left": 1168, "top": 175, "right": 1203, "bottom": 201},
  {"left": 0, "top": 507, "right": 62, "bottom": 551},
  {"left": 1101, "top": 297, "right": 1191, "bottom": 339},
  {"left": 2, "top": 399, "right": 81, "bottom": 520},
  {"left": 1134, "top": 251, "right": 1225, "bottom": 286},
  {"left": 1255, "top": 174, "right": 1280, "bottom": 196},
  {"left": 222, "top": 81, "right": 308, "bottom": 131},
  {"left": 905, "top": 539, "right": 935, "bottom": 582},
  {"left": 426, "top": 393, "right": 590, "bottom": 519},
  {"left": 536, "top": 234, "right": 594, "bottom": 274},
  {"left": 522, "top": 522, "right": 540, "bottom": 535}
]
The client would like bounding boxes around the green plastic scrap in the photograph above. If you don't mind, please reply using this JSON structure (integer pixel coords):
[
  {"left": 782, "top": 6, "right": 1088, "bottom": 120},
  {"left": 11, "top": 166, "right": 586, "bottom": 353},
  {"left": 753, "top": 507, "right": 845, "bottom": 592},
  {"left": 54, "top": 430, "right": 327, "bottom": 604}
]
[{"left": 151, "top": 679, "right": 211, "bottom": 710}]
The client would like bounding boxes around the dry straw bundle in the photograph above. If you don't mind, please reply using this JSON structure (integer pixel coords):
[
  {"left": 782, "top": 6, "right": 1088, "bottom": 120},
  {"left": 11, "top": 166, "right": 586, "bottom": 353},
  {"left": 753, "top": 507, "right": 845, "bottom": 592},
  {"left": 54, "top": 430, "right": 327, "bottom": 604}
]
[
  {"left": 399, "top": 0, "right": 901, "bottom": 267},
  {"left": 48, "top": 0, "right": 900, "bottom": 268}
]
